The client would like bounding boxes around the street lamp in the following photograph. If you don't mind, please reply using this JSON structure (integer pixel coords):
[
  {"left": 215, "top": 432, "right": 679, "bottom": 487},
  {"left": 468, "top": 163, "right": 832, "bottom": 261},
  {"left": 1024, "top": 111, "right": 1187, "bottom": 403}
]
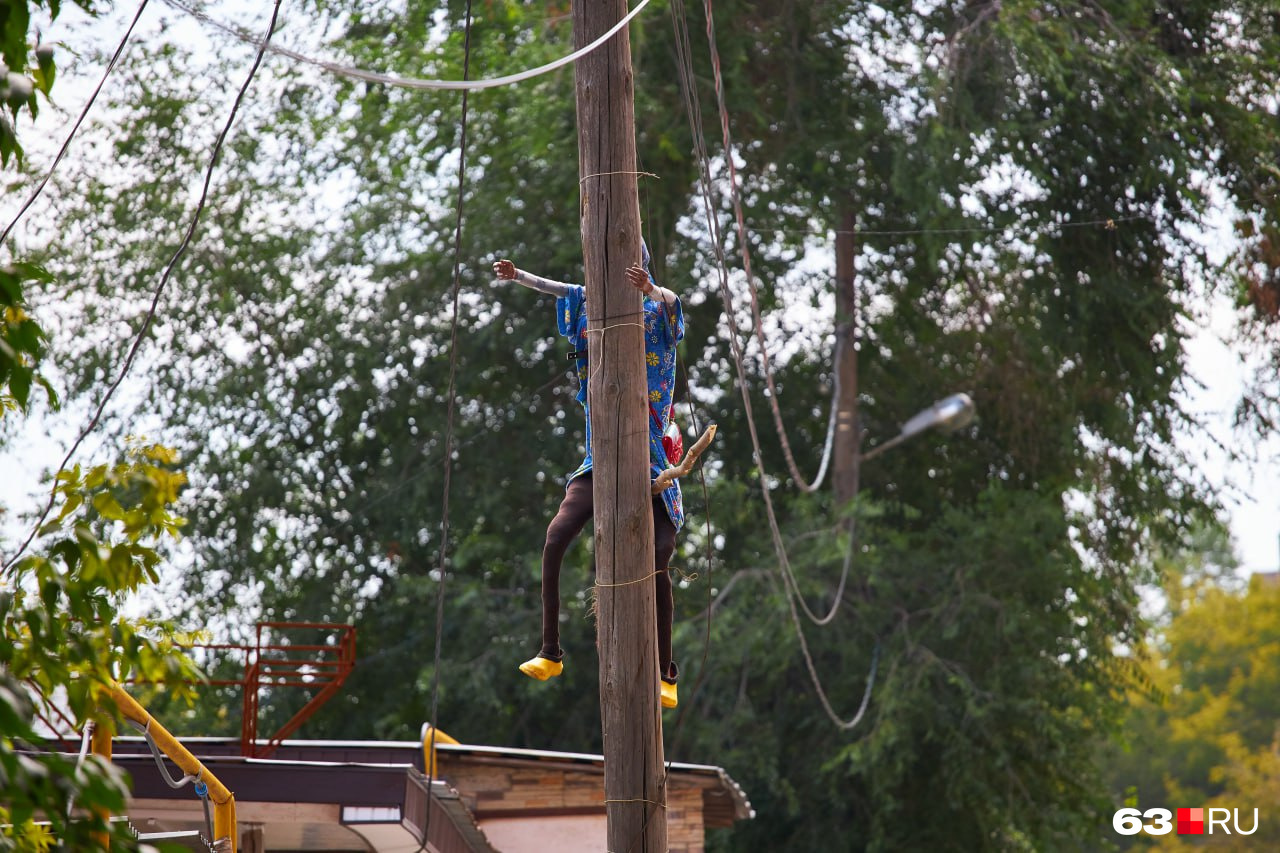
[{"left": 860, "top": 393, "right": 976, "bottom": 462}]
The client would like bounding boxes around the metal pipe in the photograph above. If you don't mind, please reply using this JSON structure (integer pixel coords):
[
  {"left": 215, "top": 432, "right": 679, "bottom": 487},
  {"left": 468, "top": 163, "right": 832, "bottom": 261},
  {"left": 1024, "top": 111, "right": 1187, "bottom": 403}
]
[{"left": 104, "top": 682, "right": 238, "bottom": 853}]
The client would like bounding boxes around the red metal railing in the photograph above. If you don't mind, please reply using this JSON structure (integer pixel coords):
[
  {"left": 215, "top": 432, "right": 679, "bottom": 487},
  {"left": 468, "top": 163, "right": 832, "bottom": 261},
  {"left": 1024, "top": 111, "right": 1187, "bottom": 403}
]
[{"left": 198, "top": 621, "right": 357, "bottom": 758}]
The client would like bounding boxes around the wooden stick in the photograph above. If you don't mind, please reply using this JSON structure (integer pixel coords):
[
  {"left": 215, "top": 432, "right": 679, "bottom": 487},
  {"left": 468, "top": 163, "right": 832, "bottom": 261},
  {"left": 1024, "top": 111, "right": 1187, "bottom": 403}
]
[{"left": 652, "top": 424, "right": 718, "bottom": 493}]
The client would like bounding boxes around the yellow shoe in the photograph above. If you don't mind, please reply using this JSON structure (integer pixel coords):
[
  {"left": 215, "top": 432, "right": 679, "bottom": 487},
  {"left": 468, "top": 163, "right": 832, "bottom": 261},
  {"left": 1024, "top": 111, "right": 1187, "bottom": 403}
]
[
  {"left": 519, "top": 655, "right": 564, "bottom": 681},
  {"left": 660, "top": 679, "right": 678, "bottom": 709}
]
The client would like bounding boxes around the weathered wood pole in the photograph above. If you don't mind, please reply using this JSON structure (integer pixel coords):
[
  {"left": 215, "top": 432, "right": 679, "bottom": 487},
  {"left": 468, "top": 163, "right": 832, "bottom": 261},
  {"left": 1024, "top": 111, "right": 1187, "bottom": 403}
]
[
  {"left": 571, "top": 2, "right": 668, "bottom": 852},
  {"left": 832, "top": 210, "right": 862, "bottom": 506}
]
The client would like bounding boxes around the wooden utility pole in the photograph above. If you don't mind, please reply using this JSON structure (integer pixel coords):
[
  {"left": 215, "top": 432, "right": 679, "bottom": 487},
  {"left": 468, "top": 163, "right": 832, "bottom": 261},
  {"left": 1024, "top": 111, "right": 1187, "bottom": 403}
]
[
  {"left": 832, "top": 209, "right": 861, "bottom": 506},
  {"left": 571, "top": 2, "right": 668, "bottom": 852}
]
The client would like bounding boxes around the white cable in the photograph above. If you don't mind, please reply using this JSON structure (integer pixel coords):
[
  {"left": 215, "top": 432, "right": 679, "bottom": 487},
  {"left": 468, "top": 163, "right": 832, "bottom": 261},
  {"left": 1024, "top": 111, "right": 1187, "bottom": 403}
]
[
  {"left": 66, "top": 722, "right": 95, "bottom": 818},
  {"left": 804, "top": 366, "right": 839, "bottom": 491},
  {"left": 159, "top": 0, "right": 654, "bottom": 91}
]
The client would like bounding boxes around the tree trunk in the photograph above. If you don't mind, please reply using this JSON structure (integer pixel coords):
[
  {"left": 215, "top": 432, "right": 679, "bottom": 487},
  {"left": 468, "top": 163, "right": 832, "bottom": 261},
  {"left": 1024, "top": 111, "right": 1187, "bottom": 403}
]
[{"left": 572, "top": 3, "right": 668, "bottom": 851}]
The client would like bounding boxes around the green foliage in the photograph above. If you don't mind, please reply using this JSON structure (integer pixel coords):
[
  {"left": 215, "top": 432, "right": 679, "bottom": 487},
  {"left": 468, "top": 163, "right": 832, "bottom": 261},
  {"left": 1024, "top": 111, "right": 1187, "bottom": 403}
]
[
  {"left": 1106, "top": 528, "right": 1280, "bottom": 848},
  {"left": 1, "top": 441, "right": 200, "bottom": 849},
  {"left": 1, "top": 229, "right": 197, "bottom": 847},
  {"left": 0, "top": 676, "right": 133, "bottom": 850},
  {"left": 0, "top": 0, "right": 95, "bottom": 167},
  {"left": 0, "top": 262, "right": 55, "bottom": 414},
  {"left": 12, "top": 0, "right": 1280, "bottom": 851}
]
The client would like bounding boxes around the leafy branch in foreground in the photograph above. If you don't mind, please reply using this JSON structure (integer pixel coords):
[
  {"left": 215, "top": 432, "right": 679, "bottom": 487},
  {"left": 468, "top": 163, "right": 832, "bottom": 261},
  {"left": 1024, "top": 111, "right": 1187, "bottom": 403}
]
[{"left": 2, "top": 442, "right": 200, "bottom": 850}]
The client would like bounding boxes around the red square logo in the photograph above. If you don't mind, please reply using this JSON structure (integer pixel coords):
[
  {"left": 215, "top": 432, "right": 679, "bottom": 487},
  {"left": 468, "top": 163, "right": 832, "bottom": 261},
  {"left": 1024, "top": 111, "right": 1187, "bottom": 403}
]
[{"left": 1177, "top": 808, "right": 1204, "bottom": 835}]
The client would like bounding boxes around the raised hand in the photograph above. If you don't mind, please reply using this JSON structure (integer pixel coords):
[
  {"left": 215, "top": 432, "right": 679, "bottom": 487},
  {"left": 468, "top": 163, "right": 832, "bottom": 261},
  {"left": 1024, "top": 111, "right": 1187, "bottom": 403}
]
[
  {"left": 493, "top": 259, "right": 517, "bottom": 280},
  {"left": 626, "top": 264, "right": 653, "bottom": 294}
]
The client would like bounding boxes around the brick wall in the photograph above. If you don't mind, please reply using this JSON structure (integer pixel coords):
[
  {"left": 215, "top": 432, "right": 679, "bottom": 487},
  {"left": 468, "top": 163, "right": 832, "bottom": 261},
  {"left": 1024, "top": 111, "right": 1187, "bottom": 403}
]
[{"left": 438, "top": 755, "right": 709, "bottom": 852}]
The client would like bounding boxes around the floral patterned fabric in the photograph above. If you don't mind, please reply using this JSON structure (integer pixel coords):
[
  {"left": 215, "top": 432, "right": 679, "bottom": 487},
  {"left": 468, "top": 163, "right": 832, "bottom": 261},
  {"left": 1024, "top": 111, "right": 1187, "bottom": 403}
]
[{"left": 555, "top": 281, "right": 686, "bottom": 531}]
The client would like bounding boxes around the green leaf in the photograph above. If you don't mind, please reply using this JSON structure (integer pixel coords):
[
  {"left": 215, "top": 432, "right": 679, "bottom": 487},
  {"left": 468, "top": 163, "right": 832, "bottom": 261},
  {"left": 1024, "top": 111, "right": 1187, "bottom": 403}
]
[
  {"left": 33, "top": 60, "right": 54, "bottom": 96},
  {"left": 91, "top": 491, "right": 125, "bottom": 521},
  {"left": 8, "top": 365, "right": 30, "bottom": 408},
  {"left": 8, "top": 263, "right": 53, "bottom": 284}
]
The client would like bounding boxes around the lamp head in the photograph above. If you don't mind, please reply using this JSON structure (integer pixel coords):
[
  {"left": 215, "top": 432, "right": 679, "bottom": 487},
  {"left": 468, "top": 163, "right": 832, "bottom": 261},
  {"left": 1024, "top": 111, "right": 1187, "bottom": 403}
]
[{"left": 900, "top": 393, "right": 976, "bottom": 439}]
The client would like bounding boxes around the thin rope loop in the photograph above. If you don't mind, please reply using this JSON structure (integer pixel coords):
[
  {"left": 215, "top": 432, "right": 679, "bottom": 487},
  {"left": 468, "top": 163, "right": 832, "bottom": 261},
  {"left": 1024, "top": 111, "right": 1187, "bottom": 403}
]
[
  {"left": 670, "top": 565, "right": 698, "bottom": 583},
  {"left": 594, "top": 569, "right": 665, "bottom": 589},
  {"left": 583, "top": 322, "right": 644, "bottom": 335},
  {"left": 604, "top": 797, "right": 667, "bottom": 809},
  {"left": 421, "top": 2, "right": 475, "bottom": 849},
  {"left": 580, "top": 170, "right": 661, "bottom": 183}
]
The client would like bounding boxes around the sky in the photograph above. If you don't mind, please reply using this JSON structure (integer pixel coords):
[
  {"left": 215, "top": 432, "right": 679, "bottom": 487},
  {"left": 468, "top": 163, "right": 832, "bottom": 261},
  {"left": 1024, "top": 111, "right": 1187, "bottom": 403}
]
[
  {"left": 1180, "top": 294, "right": 1280, "bottom": 576},
  {"left": 2, "top": 0, "right": 1277, "bottom": 581}
]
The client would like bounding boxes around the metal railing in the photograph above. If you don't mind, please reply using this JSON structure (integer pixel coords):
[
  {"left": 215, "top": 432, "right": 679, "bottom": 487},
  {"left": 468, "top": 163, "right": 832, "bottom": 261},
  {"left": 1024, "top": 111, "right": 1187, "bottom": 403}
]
[{"left": 99, "top": 682, "right": 238, "bottom": 853}]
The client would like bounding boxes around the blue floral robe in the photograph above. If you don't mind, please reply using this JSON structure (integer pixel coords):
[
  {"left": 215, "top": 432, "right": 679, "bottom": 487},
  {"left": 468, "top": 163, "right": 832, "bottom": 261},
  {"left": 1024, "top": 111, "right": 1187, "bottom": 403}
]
[{"left": 556, "top": 283, "right": 686, "bottom": 531}]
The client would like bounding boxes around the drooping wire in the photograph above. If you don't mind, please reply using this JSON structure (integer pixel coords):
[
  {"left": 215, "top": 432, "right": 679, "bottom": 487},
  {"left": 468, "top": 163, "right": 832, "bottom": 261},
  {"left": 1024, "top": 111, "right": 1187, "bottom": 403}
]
[
  {"left": 670, "top": 0, "right": 878, "bottom": 729},
  {"left": 0, "top": 0, "right": 151, "bottom": 249},
  {"left": 700, "top": 6, "right": 837, "bottom": 498},
  {"left": 157, "top": 0, "right": 653, "bottom": 93},
  {"left": 669, "top": 0, "right": 840, "bottom": 620},
  {"left": 668, "top": 0, "right": 851, "bottom": 627},
  {"left": 767, "top": 214, "right": 1150, "bottom": 239},
  {"left": 704, "top": 0, "right": 878, "bottom": 725},
  {"left": 654, "top": 0, "right": 723, "bottom": 763},
  {"left": 1, "top": 0, "right": 286, "bottom": 573},
  {"left": 420, "top": 1, "right": 474, "bottom": 849}
]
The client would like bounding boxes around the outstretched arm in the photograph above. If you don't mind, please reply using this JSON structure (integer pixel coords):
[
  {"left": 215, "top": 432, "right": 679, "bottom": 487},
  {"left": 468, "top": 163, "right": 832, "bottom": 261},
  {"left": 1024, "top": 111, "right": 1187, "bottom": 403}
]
[
  {"left": 492, "top": 259, "right": 574, "bottom": 298},
  {"left": 626, "top": 265, "right": 677, "bottom": 308}
]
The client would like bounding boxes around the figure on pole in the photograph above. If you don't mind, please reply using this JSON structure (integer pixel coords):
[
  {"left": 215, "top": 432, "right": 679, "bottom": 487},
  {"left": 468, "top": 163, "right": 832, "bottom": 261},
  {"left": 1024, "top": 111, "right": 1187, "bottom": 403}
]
[{"left": 492, "top": 241, "right": 685, "bottom": 708}]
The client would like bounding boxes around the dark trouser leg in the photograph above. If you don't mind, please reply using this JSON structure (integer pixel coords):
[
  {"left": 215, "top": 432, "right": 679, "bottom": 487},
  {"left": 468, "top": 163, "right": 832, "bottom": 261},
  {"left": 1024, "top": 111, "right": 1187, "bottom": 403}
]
[
  {"left": 653, "top": 497, "right": 677, "bottom": 682},
  {"left": 540, "top": 475, "right": 594, "bottom": 658}
]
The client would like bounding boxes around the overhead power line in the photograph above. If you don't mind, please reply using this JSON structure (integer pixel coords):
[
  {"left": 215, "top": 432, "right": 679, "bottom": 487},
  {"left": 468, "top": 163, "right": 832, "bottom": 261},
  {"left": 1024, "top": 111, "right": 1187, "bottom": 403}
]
[
  {"left": 3, "top": 0, "right": 287, "bottom": 573},
  {"left": 670, "top": 0, "right": 876, "bottom": 730},
  {"left": 158, "top": 0, "right": 654, "bottom": 92},
  {"left": 1, "top": 0, "right": 151, "bottom": 248}
]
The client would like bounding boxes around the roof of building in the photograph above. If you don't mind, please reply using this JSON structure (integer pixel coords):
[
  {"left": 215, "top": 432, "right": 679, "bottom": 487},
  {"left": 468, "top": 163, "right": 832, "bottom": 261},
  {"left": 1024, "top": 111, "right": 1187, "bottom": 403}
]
[
  {"left": 118, "top": 750, "right": 493, "bottom": 853},
  {"left": 100, "top": 735, "right": 753, "bottom": 848}
]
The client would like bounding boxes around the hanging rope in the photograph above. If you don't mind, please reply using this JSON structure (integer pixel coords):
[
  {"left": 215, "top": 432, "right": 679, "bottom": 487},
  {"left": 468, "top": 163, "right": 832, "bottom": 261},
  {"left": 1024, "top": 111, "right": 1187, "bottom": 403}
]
[
  {"left": 669, "top": 0, "right": 843, "bottom": 623},
  {"left": 420, "top": 1, "right": 475, "bottom": 849},
  {"left": 703, "top": 13, "right": 841, "bottom": 498},
  {"left": 668, "top": 0, "right": 879, "bottom": 729},
  {"left": 669, "top": 0, "right": 847, "bottom": 629},
  {"left": 1, "top": 0, "right": 286, "bottom": 574}
]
